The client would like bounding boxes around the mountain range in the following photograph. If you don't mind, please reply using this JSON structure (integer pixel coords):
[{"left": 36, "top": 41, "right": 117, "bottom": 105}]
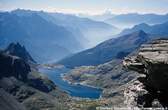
[
  {"left": 1, "top": 9, "right": 168, "bottom": 66},
  {"left": 104, "top": 13, "right": 168, "bottom": 28},
  {"left": 59, "top": 15, "right": 168, "bottom": 68},
  {"left": 120, "top": 21, "right": 168, "bottom": 36},
  {"left": 0, "top": 9, "right": 119, "bottom": 63},
  {"left": 80, "top": 13, "right": 168, "bottom": 29},
  {"left": 12, "top": 9, "right": 119, "bottom": 48},
  {"left": 58, "top": 31, "right": 150, "bottom": 68},
  {"left": 0, "top": 11, "right": 80, "bottom": 62}
]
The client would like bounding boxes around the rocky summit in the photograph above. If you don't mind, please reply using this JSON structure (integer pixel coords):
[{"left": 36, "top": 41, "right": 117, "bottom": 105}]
[
  {"left": 4, "top": 42, "right": 36, "bottom": 64},
  {"left": 123, "top": 39, "right": 168, "bottom": 108}
]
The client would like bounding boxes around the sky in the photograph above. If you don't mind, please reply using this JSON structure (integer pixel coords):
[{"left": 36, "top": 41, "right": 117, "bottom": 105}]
[{"left": 0, "top": 0, "right": 168, "bottom": 15}]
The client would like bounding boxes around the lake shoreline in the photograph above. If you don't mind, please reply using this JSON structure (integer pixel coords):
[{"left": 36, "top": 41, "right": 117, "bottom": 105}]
[
  {"left": 61, "top": 73, "right": 103, "bottom": 99},
  {"left": 39, "top": 66, "right": 103, "bottom": 99},
  {"left": 61, "top": 74, "right": 103, "bottom": 90}
]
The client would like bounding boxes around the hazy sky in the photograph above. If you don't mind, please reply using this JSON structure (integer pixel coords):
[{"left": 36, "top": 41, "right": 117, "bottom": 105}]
[{"left": 1, "top": 0, "right": 168, "bottom": 15}]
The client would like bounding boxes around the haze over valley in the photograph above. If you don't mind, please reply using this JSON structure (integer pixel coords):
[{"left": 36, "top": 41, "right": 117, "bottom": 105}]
[{"left": 1, "top": 0, "right": 168, "bottom": 109}]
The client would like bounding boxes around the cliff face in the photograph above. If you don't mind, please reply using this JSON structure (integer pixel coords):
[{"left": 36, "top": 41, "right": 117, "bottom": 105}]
[
  {"left": 4, "top": 43, "right": 36, "bottom": 64},
  {"left": 0, "top": 45, "right": 69, "bottom": 110},
  {"left": 123, "top": 39, "right": 168, "bottom": 108},
  {"left": 0, "top": 52, "right": 30, "bottom": 81}
]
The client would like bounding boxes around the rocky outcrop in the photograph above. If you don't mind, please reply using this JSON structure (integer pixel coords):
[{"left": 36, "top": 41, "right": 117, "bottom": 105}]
[
  {"left": 4, "top": 43, "right": 36, "bottom": 64},
  {"left": 0, "top": 45, "right": 69, "bottom": 110},
  {"left": 123, "top": 39, "right": 168, "bottom": 108},
  {"left": 0, "top": 52, "right": 30, "bottom": 81}
]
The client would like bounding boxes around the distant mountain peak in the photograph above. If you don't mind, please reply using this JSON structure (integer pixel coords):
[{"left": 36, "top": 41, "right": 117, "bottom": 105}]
[
  {"left": 4, "top": 42, "right": 36, "bottom": 63},
  {"left": 120, "top": 21, "right": 168, "bottom": 36},
  {"left": 8, "top": 42, "right": 25, "bottom": 49},
  {"left": 135, "top": 30, "right": 147, "bottom": 36},
  {"left": 134, "top": 23, "right": 149, "bottom": 27},
  {"left": 12, "top": 8, "right": 33, "bottom": 13},
  {"left": 133, "top": 23, "right": 150, "bottom": 30}
]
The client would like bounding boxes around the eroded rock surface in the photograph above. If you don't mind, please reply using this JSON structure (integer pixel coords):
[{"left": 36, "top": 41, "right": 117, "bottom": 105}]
[
  {"left": 0, "top": 46, "right": 69, "bottom": 110},
  {"left": 123, "top": 39, "right": 168, "bottom": 108},
  {"left": 0, "top": 52, "right": 30, "bottom": 81}
]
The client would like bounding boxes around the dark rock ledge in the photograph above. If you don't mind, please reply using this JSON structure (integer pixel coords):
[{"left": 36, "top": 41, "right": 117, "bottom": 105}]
[
  {"left": 123, "top": 39, "right": 168, "bottom": 108},
  {"left": 0, "top": 43, "right": 69, "bottom": 110}
]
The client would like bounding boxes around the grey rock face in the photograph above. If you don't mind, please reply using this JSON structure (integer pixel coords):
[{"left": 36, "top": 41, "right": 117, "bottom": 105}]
[
  {"left": 0, "top": 45, "right": 69, "bottom": 110},
  {"left": 124, "top": 77, "right": 148, "bottom": 108},
  {"left": 123, "top": 39, "right": 168, "bottom": 108},
  {"left": 0, "top": 52, "right": 31, "bottom": 81},
  {"left": 0, "top": 88, "right": 27, "bottom": 110},
  {"left": 4, "top": 42, "right": 36, "bottom": 64}
]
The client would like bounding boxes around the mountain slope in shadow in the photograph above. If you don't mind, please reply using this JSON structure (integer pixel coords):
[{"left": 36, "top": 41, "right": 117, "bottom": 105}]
[
  {"left": 0, "top": 11, "right": 81, "bottom": 63},
  {"left": 0, "top": 43, "right": 69, "bottom": 110},
  {"left": 58, "top": 31, "right": 150, "bottom": 68}
]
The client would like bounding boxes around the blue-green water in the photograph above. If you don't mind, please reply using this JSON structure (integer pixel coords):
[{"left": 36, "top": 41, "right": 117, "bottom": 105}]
[{"left": 39, "top": 67, "right": 102, "bottom": 99}]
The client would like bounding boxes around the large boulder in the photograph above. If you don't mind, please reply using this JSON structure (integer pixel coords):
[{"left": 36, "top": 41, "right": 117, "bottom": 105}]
[
  {"left": 124, "top": 39, "right": 168, "bottom": 92},
  {"left": 123, "top": 39, "right": 168, "bottom": 107}
]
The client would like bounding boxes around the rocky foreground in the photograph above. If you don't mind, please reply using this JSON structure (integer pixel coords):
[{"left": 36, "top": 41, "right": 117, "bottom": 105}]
[
  {"left": 0, "top": 43, "right": 70, "bottom": 110},
  {"left": 123, "top": 39, "right": 168, "bottom": 108}
]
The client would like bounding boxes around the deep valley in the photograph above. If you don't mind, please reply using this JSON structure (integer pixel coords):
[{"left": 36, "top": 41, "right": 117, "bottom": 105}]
[{"left": 1, "top": 7, "right": 168, "bottom": 110}]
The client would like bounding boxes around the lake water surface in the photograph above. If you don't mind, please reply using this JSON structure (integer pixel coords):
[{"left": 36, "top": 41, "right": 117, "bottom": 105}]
[{"left": 39, "top": 67, "right": 102, "bottom": 99}]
